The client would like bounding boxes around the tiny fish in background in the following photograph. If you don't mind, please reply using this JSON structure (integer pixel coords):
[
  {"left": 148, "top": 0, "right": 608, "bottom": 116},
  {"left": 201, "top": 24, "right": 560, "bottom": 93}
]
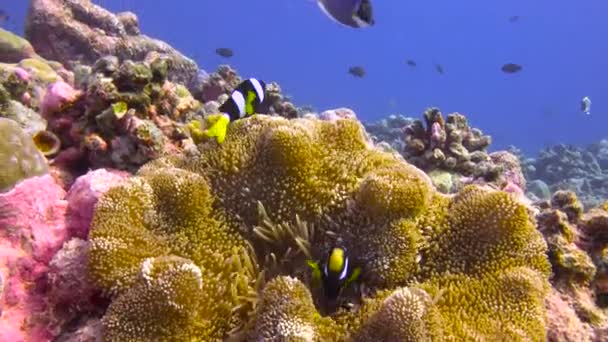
[
  {"left": 501, "top": 63, "right": 522, "bottom": 73},
  {"left": 581, "top": 96, "right": 591, "bottom": 115},
  {"left": 435, "top": 63, "right": 444, "bottom": 74},
  {"left": 215, "top": 48, "right": 234, "bottom": 58},
  {"left": 508, "top": 15, "right": 520, "bottom": 23},
  {"left": 348, "top": 66, "right": 366, "bottom": 78},
  {"left": 0, "top": 10, "right": 9, "bottom": 25},
  {"left": 316, "top": 0, "right": 374, "bottom": 28},
  {"left": 406, "top": 59, "right": 416, "bottom": 67}
]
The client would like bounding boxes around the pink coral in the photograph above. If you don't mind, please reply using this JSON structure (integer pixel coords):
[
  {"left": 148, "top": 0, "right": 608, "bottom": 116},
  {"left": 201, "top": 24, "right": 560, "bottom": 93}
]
[
  {"left": 65, "top": 169, "right": 128, "bottom": 239},
  {"left": 47, "top": 238, "right": 98, "bottom": 320},
  {"left": 41, "top": 81, "right": 82, "bottom": 117},
  {"left": 0, "top": 169, "right": 128, "bottom": 341},
  {"left": 430, "top": 121, "right": 444, "bottom": 148},
  {"left": 14, "top": 67, "right": 31, "bottom": 82},
  {"left": 0, "top": 174, "right": 67, "bottom": 341},
  {"left": 545, "top": 289, "right": 593, "bottom": 341}
]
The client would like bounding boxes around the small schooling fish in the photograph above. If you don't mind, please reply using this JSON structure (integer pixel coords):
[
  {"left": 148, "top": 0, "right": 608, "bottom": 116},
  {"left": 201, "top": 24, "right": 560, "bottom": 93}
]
[
  {"left": 581, "top": 96, "right": 591, "bottom": 115},
  {"left": 316, "top": 0, "right": 374, "bottom": 28},
  {"left": 406, "top": 59, "right": 417, "bottom": 67},
  {"left": 204, "top": 78, "right": 266, "bottom": 144},
  {"left": 307, "top": 246, "right": 361, "bottom": 300}
]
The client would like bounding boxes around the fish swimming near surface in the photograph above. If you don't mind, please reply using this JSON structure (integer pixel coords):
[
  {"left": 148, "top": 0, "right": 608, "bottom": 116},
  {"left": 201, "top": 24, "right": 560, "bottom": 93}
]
[
  {"left": 307, "top": 247, "right": 361, "bottom": 300},
  {"left": 203, "top": 78, "right": 266, "bottom": 143},
  {"left": 215, "top": 48, "right": 234, "bottom": 58},
  {"left": 406, "top": 59, "right": 417, "bottom": 67},
  {"left": 581, "top": 96, "right": 591, "bottom": 115},
  {"left": 348, "top": 66, "right": 366, "bottom": 78},
  {"left": 316, "top": 0, "right": 374, "bottom": 28},
  {"left": 501, "top": 63, "right": 522, "bottom": 73}
]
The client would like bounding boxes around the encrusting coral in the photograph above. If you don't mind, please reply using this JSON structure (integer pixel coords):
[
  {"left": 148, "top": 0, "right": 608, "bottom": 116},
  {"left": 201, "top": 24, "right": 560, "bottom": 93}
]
[
  {"left": 88, "top": 115, "right": 551, "bottom": 341},
  {"left": 0, "top": 117, "right": 48, "bottom": 192}
]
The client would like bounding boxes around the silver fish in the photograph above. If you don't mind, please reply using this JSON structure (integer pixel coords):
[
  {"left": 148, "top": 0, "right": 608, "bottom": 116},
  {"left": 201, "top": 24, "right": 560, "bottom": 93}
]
[
  {"left": 316, "top": 0, "right": 374, "bottom": 28},
  {"left": 581, "top": 96, "right": 591, "bottom": 115}
]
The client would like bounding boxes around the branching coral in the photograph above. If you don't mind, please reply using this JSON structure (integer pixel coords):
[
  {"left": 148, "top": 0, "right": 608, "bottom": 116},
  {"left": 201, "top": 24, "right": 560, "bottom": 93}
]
[{"left": 89, "top": 115, "right": 551, "bottom": 340}]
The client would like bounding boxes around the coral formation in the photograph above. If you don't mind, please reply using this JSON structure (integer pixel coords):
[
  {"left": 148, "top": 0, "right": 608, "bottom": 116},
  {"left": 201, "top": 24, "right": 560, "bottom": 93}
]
[
  {"left": 536, "top": 191, "right": 608, "bottom": 339},
  {"left": 364, "top": 108, "right": 522, "bottom": 194},
  {"left": 25, "top": 0, "right": 200, "bottom": 88},
  {"left": 89, "top": 115, "right": 550, "bottom": 340},
  {"left": 363, "top": 113, "right": 412, "bottom": 151},
  {"left": 0, "top": 117, "right": 48, "bottom": 192},
  {"left": 0, "top": 170, "right": 126, "bottom": 341},
  {"left": 251, "top": 276, "right": 342, "bottom": 341},
  {"left": 42, "top": 55, "right": 203, "bottom": 171},
  {"left": 401, "top": 108, "right": 492, "bottom": 176},
  {"left": 89, "top": 167, "right": 259, "bottom": 340},
  {"left": 0, "top": 28, "right": 38, "bottom": 63},
  {"left": 0, "top": 175, "right": 67, "bottom": 341},
  {"left": 522, "top": 143, "right": 608, "bottom": 210}
]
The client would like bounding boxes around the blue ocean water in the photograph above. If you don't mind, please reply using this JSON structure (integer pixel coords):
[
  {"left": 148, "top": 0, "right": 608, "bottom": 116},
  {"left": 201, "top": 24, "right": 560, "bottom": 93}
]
[{"left": 4, "top": 0, "right": 607, "bottom": 155}]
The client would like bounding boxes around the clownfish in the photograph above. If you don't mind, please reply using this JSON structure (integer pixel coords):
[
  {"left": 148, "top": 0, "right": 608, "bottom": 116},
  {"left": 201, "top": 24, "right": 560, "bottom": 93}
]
[
  {"left": 203, "top": 78, "right": 267, "bottom": 144},
  {"left": 307, "top": 247, "right": 361, "bottom": 300}
]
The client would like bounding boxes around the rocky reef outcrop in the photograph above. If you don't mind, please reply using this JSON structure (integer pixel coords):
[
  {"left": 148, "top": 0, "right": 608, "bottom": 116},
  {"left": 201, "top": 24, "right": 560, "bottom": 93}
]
[
  {"left": 87, "top": 115, "right": 550, "bottom": 340},
  {"left": 25, "top": 0, "right": 199, "bottom": 89},
  {"left": 363, "top": 108, "right": 523, "bottom": 196},
  {"left": 520, "top": 143, "right": 608, "bottom": 210}
]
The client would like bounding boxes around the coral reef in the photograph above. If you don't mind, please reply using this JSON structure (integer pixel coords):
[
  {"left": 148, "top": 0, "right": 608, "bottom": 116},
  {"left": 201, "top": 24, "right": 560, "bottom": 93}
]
[
  {"left": 88, "top": 115, "right": 550, "bottom": 340},
  {"left": 363, "top": 109, "right": 521, "bottom": 194},
  {"left": 523, "top": 143, "right": 608, "bottom": 210},
  {"left": 0, "top": 175, "right": 67, "bottom": 341},
  {"left": 0, "top": 117, "right": 48, "bottom": 192},
  {"left": 401, "top": 108, "right": 493, "bottom": 175},
  {"left": 0, "top": 170, "right": 127, "bottom": 341},
  {"left": 536, "top": 191, "right": 608, "bottom": 339},
  {"left": 0, "top": 29, "right": 75, "bottom": 135},
  {"left": 0, "top": 28, "right": 38, "bottom": 63},
  {"left": 25, "top": 0, "right": 199, "bottom": 89},
  {"left": 42, "top": 55, "right": 203, "bottom": 172},
  {"left": 65, "top": 168, "right": 129, "bottom": 238},
  {"left": 364, "top": 113, "right": 412, "bottom": 151}
]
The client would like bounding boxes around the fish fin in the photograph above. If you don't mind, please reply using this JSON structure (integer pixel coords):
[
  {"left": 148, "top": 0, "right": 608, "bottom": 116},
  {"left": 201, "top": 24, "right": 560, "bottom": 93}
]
[
  {"left": 306, "top": 259, "right": 320, "bottom": 271},
  {"left": 245, "top": 90, "right": 257, "bottom": 115},
  {"left": 344, "top": 267, "right": 361, "bottom": 287},
  {"left": 316, "top": 0, "right": 351, "bottom": 28},
  {"left": 203, "top": 113, "right": 230, "bottom": 144},
  {"left": 307, "top": 260, "right": 322, "bottom": 288}
]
